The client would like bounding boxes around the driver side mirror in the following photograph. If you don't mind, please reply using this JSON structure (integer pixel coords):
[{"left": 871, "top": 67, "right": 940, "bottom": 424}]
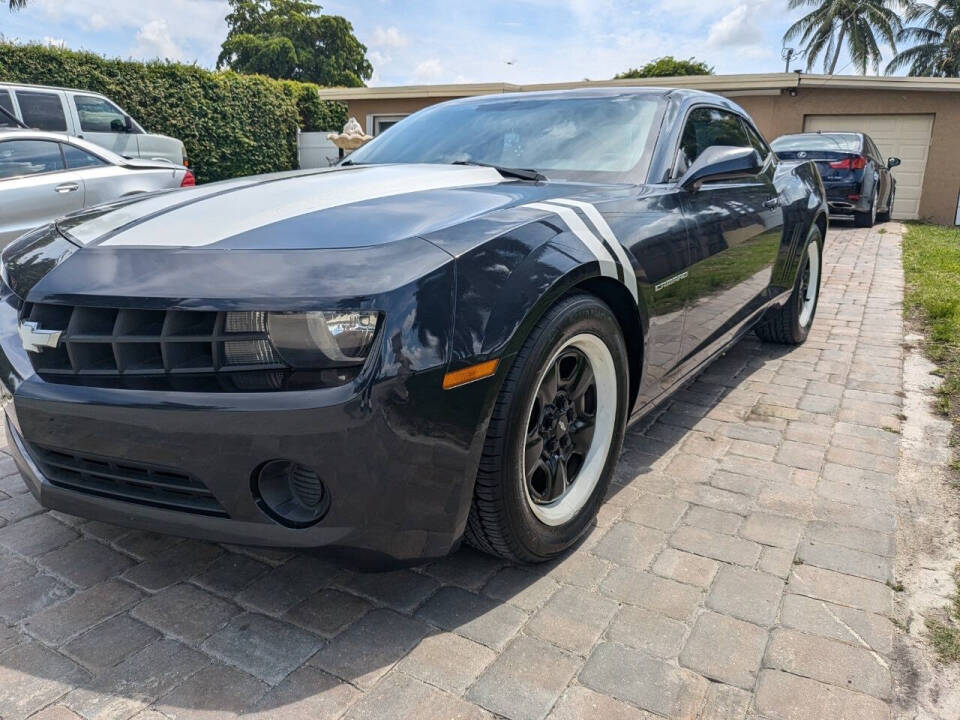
[
  {"left": 679, "top": 146, "right": 763, "bottom": 191},
  {"left": 887, "top": 157, "right": 901, "bottom": 169}
]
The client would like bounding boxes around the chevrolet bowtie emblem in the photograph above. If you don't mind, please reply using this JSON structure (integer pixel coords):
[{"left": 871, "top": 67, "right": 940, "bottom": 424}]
[{"left": 18, "top": 321, "right": 62, "bottom": 353}]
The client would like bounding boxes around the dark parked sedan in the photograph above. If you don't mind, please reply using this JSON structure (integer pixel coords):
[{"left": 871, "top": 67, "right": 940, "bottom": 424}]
[
  {"left": 771, "top": 131, "right": 899, "bottom": 227},
  {"left": 0, "top": 88, "right": 827, "bottom": 567}
]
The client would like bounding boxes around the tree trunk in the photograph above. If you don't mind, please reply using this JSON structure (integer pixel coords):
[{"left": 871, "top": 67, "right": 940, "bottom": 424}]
[{"left": 828, "top": 26, "right": 847, "bottom": 74}]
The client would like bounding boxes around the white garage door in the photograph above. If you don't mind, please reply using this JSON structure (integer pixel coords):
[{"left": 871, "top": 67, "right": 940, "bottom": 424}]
[{"left": 803, "top": 114, "right": 934, "bottom": 220}]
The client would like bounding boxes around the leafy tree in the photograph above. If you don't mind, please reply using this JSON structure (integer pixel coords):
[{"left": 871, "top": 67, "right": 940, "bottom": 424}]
[
  {"left": 887, "top": 0, "right": 960, "bottom": 76},
  {"left": 784, "top": 0, "right": 905, "bottom": 74},
  {"left": 615, "top": 57, "right": 714, "bottom": 79},
  {"left": 217, "top": 0, "right": 371, "bottom": 87}
]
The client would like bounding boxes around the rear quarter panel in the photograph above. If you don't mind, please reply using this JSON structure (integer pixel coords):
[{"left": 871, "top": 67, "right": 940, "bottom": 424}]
[
  {"left": 771, "top": 159, "right": 828, "bottom": 295},
  {"left": 80, "top": 166, "right": 184, "bottom": 206}
]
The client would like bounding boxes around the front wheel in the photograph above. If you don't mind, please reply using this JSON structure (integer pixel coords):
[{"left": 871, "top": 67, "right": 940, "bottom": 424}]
[
  {"left": 755, "top": 224, "right": 823, "bottom": 345},
  {"left": 465, "top": 294, "right": 629, "bottom": 562}
]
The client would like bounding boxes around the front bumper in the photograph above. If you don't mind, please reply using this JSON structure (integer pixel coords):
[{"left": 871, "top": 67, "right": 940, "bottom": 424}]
[{"left": 0, "top": 308, "right": 491, "bottom": 569}]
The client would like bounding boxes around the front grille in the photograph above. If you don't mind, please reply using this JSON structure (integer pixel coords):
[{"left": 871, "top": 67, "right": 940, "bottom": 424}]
[
  {"left": 30, "top": 443, "right": 228, "bottom": 517},
  {"left": 21, "top": 304, "right": 286, "bottom": 378}
]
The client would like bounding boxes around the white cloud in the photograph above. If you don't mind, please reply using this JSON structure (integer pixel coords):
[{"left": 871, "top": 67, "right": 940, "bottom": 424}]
[
  {"left": 413, "top": 58, "right": 445, "bottom": 81},
  {"left": 133, "top": 19, "right": 185, "bottom": 61},
  {"left": 85, "top": 13, "right": 109, "bottom": 32},
  {"left": 707, "top": 4, "right": 763, "bottom": 47},
  {"left": 29, "top": 0, "right": 228, "bottom": 65},
  {"left": 42, "top": 36, "right": 66, "bottom": 48},
  {"left": 368, "top": 50, "right": 391, "bottom": 83},
  {"left": 370, "top": 26, "right": 409, "bottom": 48}
]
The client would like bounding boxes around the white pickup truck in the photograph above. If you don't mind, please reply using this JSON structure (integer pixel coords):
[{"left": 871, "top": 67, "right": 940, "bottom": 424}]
[{"left": 0, "top": 82, "right": 187, "bottom": 166}]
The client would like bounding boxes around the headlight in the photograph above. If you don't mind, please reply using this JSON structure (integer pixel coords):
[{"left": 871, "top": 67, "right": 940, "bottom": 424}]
[{"left": 267, "top": 311, "right": 380, "bottom": 368}]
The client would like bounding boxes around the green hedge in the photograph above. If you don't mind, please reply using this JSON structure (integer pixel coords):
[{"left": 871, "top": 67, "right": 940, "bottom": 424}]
[{"left": 0, "top": 43, "right": 347, "bottom": 183}]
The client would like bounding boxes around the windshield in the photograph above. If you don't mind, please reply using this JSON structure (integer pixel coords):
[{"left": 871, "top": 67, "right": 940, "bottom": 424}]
[
  {"left": 346, "top": 94, "right": 664, "bottom": 182},
  {"left": 772, "top": 133, "right": 862, "bottom": 153}
]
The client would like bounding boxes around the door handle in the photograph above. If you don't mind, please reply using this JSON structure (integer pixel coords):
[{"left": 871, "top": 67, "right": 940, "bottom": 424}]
[
  {"left": 763, "top": 197, "right": 781, "bottom": 209},
  {"left": 54, "top": 183, "right": 79, "bottom": 194}
]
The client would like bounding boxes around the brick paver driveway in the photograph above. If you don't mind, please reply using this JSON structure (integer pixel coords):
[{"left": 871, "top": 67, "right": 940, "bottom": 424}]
[{"left": 0, "top": 224, "right": 905, "bottom": 720}]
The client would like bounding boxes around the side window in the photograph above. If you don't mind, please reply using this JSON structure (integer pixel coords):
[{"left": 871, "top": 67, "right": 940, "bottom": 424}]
[
  {"left": 676, "top": 107, "right": 752, "bottom": 176},
  {"left": 73, "top": 95, "right": 128, "bottom": 133},
  {"left": 62, "top": 143, "right": 106, "bottom": 169},
  {"left": 742, "top": 120, "right": 771, "bottom": 160},
  {"left": 15, "top": 91, "right": 67, "bottom": 132},
  {"left": 867, "top": 138, "right": 882, "bottom": 164},
  {"left": 0, "top": 140, "right": 65, "bottom": 179},
  {"left": 0, "top": 90, "right": 17, "bottom": 128}
]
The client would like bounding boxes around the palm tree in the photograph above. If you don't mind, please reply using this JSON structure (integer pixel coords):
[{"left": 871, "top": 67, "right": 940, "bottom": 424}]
[
  {"left": 785, "top": 0, "right": 905, "bottom": 74},
  {"left": 887, "top": 0, "right": 960, "bottom": 75},
  {"left": 8, "top": 0, "right": 28, "bottom": 8}
]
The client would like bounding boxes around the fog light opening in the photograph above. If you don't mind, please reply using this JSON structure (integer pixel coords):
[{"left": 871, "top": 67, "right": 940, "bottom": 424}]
[{"left": 252, "top": 459, "right": 329, "bottom": 528}]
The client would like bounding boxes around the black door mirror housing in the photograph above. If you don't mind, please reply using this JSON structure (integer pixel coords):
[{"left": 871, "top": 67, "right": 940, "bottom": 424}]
[
  {"left": 679, "top": 146, "right": 763, "bottom": 191},
  {"left": 887, "top": 157, "right": 901, "bottom": 169}
]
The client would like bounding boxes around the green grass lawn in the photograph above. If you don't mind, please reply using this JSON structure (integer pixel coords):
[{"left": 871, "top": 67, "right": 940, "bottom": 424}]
[
  {"left": 903, "top": 223, "right": 960, "bottom": 443},
  {"left": 903, "top": 223, "right": 960, "bottom": 662}
]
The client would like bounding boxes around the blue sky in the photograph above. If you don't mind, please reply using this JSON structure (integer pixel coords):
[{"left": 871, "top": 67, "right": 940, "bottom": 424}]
[{"left": 0, "top": 0, "right": 898, "bottom": 85}]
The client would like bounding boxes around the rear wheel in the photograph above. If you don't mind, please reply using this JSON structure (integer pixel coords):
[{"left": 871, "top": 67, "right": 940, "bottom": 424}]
[
  {"left": 465, "top": 294, "right": 629, "bottom": 562},
  {"left": 755, "top": 224, "right": 822, "bottom": 346},
  {"left": 854, "top": 190, "right": 877, "bottom": 228},
  {"left": 877, "top": 187, "right": 894, "bottom": 223}
]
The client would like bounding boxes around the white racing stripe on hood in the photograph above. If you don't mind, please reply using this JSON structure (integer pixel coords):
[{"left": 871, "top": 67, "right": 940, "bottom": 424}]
[
  {"left": 68, "top": 175, "right": 268, "bottom": 246},
  {"left": 96, "top": 165, "right": 505, "bottom": 248}
]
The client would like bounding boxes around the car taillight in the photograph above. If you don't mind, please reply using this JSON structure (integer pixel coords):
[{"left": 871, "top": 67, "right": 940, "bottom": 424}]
[
  {"left": 180, "top": 170, "right": 196, "bottom": 187},
  {"left": 829, "top": 156, "right": 867, "bottom": 170}
]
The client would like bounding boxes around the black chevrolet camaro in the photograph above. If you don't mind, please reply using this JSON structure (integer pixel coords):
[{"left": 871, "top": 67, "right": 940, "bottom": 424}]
[{"left": 0, "top": 88, "right": 827, "bottom": 567}]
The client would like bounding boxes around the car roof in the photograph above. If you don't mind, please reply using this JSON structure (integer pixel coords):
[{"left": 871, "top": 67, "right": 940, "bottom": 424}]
[
  {"left": 0, "top": 80, "right": 105, "bottom": 96},
  {"left": 443, "top": 86, "right": 744, "bottom": 108},
  {"left": 774, "top": 131, "right": 864, "bottom": 140},
  {"left": 0, "top": 128, "right": 124, "bottom": 164}
]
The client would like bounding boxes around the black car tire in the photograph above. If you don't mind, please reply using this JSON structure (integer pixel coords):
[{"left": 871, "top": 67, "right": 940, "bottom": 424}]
[
  {"left": 465, "top": 293, "right": 629, "bottom": 563},
  {"left": 854, "top": 190, "right": 877, "bottom": 228},
  {"left": 877, "top": 187, "right": 894, "bottom": 223},
  {"left": 755, "top": 224, "right": 823, "bottom": 346}
]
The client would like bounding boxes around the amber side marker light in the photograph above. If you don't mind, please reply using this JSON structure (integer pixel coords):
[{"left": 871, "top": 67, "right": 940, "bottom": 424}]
[{"left": 442, "top": 359, "right": 499, "bottom": 390}]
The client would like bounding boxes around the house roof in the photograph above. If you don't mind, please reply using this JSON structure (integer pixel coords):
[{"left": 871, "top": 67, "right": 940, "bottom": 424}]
[{"left": 316, "top": 72, "right": 960, "bottom": 101}]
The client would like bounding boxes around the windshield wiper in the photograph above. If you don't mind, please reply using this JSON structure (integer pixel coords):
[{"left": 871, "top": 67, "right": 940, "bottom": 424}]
[{"left": 452, "top": 160, "right": 546, "bottom": 182}]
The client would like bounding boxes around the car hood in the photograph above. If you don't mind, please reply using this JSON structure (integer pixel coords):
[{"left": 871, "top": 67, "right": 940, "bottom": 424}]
[
  {"left": 54, "top": 164, "right": 607, "bottom": 251},
  {"left": 3, "top": 164, "right": 624, "bottom": 304}
]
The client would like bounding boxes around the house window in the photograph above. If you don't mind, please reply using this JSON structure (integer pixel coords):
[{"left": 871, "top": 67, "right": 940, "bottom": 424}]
[{"left": 369, "top": 114, "right": 409, "bottom": 136}]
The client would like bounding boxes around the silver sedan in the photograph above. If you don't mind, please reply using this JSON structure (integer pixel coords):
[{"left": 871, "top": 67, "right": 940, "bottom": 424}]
[{"left": 0, "top": 129, "right": 193, "bottom": 247}]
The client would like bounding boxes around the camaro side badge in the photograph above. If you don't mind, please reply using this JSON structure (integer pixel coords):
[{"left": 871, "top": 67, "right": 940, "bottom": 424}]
[
  {"left": 655, "top": 272, "right": 688, "bottom": 292},
  {"left": 18, "top": 321, "right": 62, "bottom": 353}
]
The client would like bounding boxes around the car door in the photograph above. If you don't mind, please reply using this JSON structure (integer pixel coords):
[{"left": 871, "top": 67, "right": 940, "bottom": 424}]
[
  {"left": 0, "top": 139, "right": 85, "bottom": 247},
  {"left": 674, "top": 106, "right": 783, "bottom": 375},
  {"left": 60, "top": 142, "right": 130, "bottom": 207},
  {"left": 70, "top": 93, "right": 139, "bottom": 158}
]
